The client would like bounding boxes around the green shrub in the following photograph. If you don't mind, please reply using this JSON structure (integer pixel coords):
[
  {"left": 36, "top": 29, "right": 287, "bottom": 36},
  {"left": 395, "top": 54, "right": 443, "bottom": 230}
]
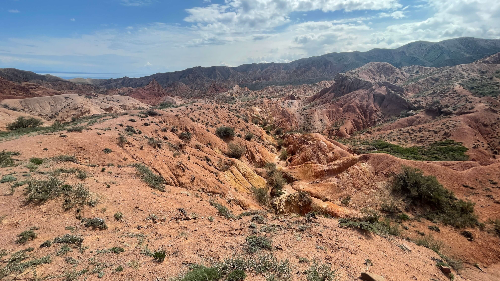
[
  {"left": 339, "top": 210, "right": 400, "bottom": 236},
  {"left": 0, "top": 175, "right": 17, "bottom": 183},
  {"left": 244, "top": 133, "right": 254, "bottom": 141},
  {"left": 179, "top": 131, "right": 192, "bottom": 141},
  {"left": 103, "top": 148, "right": 112, "bottom": 154},
  {"left": 118, "top": 135, "right": 128, "bottom": 147},
  {"left": 133, "top": 164, "right": 166, "bottom": 192},
  {"left": 114, "top": 212, "right": 123, "bottom": 221},
  {"left": 226, "top": 143, "right": 246, "bottom": 159},
  {"left": 7, "top": 117, "right": 43, "bottom": 131},
  {"left": 226, "top": 270, "right": 246, "bottom": 281},
  {"left": 16, "top": 230, "right": 37, "bottom": 244},
  {"left": 392, "top": 167, "right": 478, "bottom": 228},
  {"left": 278, "top": 149, "right": 288, "bottom": 161},
  {"left": 83, "top": 217, "right": 108, "bottom": 230},
  {"left": 115, "top": 265, "right": 124, "bottom": 272},
  {"left": 67, "top": 126, "right": 85, "bottom": 133},
  {"left": 265, "top": 164, "right": 285, "bottom": 198},
  {"left": 415, "top": 234, "right": 443, "bottom": 253},
  {"left": 110, "top": 247, "right": 125, "bottom": 254},
  {"left": 53, "top": 155, "right": 77, "bottom": 163},
  {"left": 30, "top": 158, "right": 44, "bottom": 165},
  {"left": 0, "top": 150, "right": 19, "bottom": 167},
  {"left": 306, "top": 263, "right": 336, "bottom": 281},
  {"left": 40, "top": 240, "right": 52, "bottom": 248},
  {"left": 181, "top": 265, "right": 221, "bottom": 281},
  {"left": 76, "top": 170, "right": 87, "bottom": 180},
  {"left": 216, "top": 127, "right": 235, "bottom": 140},
  {"left": 252, "top": 187, "right": 270, "bottom": 206},
  {"left": 53, "top": 234, "right": 84, "bottom": 247},
  {"left": 209, "top": 201, "right": 235, "bottom": 220},
  {"left": 245, "top": 235, "right": 272, "bottom": 253},
  {"left": 356, "top": 140, "right": 468, "bottom": 161},
  {"left": 494, "top": 219, "right": 500, "bottom": 237},
  {"left": 24, "top": 177, "right": 64, "bottom": 204},
  {"left": 153, "top": 250, "right": 166, "bottom": 263}
]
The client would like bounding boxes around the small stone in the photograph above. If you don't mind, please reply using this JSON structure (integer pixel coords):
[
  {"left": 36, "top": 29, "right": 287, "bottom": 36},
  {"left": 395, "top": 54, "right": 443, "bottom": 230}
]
[
  {"left": 439, "top": 265, "right": 452, "bottom": 274},
  {"left": 360, "top": 272, "right": 386, "bottom": 281}
]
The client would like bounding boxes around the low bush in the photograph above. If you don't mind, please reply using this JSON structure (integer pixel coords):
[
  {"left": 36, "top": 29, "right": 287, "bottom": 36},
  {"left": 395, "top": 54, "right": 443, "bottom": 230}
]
[
  {"left": 244, "top": 133, "right": 254, "bottom": 141},
  {"left": 179, "top": 131, "right": 192, "bottom": 141},
  {"left": 356, "top": 140, "right": 469, "bottom": 161},
  {"left": 67, "top": 126, "right": 85, "bottom": 133},
  {"left": 226, "top": 269, "right": 246, "bottom": 281},
  {"left": 339, "top": 210, "right": 400, "bottom": 236},
  {"left": 245, "top": 235, "right": 272, "bottom": 253},
  {"left": 114, "top": 212, "right": 123, "bottom": 221},
  {"left": 252, "top": 187, "right": 270, "bottom": 206},
  {"left": 265, "top": 164, "right": 285, "bottom": 198},
  {"left": 147, "top": 137, "right": 162, "bottom": 149},
  {"left": 226, "top": 143, "right": 246, "bottom": 159},
  {"left": 306, "top": 263, "right": 336, "bottom": 281},
  {"left": 82, "top": 217, "right": 108, "bottom": 230},
  {"left": 0, "top": 175, "right": 17, "bottom": 183},
  {"left": 103, "top": 148, "right": 112, "bottom": 154},
  {"left": 181, "top": 265, "right": 221, "bottom": 281},
  {"left": 16, "top": 230, "right": 37, "bottom": 244},
  {"left": 392, "top": 167, "right": 478, "bottom": 228},
  {"left": 0, "top": 150, "right": 19, "bottom": 167},
  {"left": 7, "top": 117, "right": 43, "bottom": 131},
  {"left": 209, "top": 201, "right": 235, "bottom": 220},
  {"left": 53, "top": 155, "right": 77, "bottom": 163},
  {"left": 29, "top": 158, "right": 43, "bottom": 165},
  {"left": 153, "top": 250, "right": 166, "bottom": 263},
  {"left": 53, "top": 234, "right": 84, "bottom": 247},
  {"left": 216, "top": 127, "right": 235, "bottom": 140},
  {"left": 133, "top": 164, "right": 166, "bottom": 192},
  {"left": 415, "top": 234, "right": 443, "bottom": 253}
]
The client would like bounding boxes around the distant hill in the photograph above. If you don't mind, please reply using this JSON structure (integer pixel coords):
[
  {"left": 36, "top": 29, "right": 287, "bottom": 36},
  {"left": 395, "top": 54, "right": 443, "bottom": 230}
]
[{"left": 86, "top": 37, "right": 500, "bottom": 95}]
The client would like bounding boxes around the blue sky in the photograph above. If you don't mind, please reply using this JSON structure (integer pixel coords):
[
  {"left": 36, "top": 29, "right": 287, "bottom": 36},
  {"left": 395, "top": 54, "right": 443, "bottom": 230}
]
[{"left": 1, "top": 0, "right": 499, "bottom": 78}]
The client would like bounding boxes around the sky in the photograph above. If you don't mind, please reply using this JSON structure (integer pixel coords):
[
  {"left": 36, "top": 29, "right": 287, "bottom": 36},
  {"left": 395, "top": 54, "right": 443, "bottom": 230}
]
[{"left": 0, "top": 0, "right": 499, "bottom": 79}]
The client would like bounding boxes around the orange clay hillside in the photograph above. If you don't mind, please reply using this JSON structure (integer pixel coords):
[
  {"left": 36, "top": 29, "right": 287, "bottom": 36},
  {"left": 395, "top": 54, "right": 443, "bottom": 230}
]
[{"left": 0, "top": 54, "right": 500, "bottom": 281}]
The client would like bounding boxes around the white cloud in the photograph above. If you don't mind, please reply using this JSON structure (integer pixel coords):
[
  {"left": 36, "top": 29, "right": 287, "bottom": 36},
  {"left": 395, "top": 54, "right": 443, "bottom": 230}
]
[
  {"left": 8, "top": 9, "right": 20, "bottom": 13},
  {"left": 70, "top": 18, "right": 76, "bottom": 22},
  {"left": 1, "top": 0, "right": 500, "bottom": 77}
]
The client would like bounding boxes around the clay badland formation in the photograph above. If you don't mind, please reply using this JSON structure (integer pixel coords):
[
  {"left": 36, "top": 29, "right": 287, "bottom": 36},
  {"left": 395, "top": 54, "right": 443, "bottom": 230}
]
[{"left": 1, "top": 38, "right": 500, "bottom": 281}]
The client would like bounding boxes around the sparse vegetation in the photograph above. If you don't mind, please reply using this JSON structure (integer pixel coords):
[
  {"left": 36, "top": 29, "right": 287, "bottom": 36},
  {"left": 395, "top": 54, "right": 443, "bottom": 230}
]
[
  {"left": 114, "top": 212, "right": 123, "bottom": 221},
  {"left": 339, "top": 210, "right": 400, "bottom": 236},
  {"left": 355, "top": 140, "right": 469, "bottom": 161},
  {"left": 252, "top": 187, "right": 270, "bottom": 206},
  {"left": 53, "top": 234, "right": 84, "bottom": 247},
  {"left": 244, "top": 133, "right": 254, "bottom": 141},
  {"left": 103, "top": 148, "right": 113, "bottom": 154},
  {"left": 216, "top": 126, "right": 235, "bottom": 140},
  {"left": 392, "top": 167, "right": 478, "bottom": 228},
  {"left": 16, "top": 230, "right": 37, "bottom": 244},
  {"left": 53, "top": 155, "right": 77, "bottom": 163},
  {"left": 305, "top": 262, "right": 336, "bottom": 281},
  {"left": 0, "top": 249, "right": 51, "bottom": 279},
  {"left": 0, "top": 175, "right": 17, "bottom": 183},
  {"left": 210, "top": 200, "right": 235, "bottom": 220},
  {"left": 152, "top": 250, "right": 166, "bottom": 263},
  {"left": 0, "top": 150, "right": 19, "bottom": 167},
  {"left": 147, "top": 137, "right": 162, "bottom": 149},
  {"left": 226, "top": 143, "right": 246, "bottom": 159},
  {"left": 82, "top": 217, "right": 108, "bottom": 230},
  {"left": 265, "top": 164, "right": 286, "bottom": 198},
  {"left": 245, "top": 235, "right": 272, "bottom": 253},
  {"left": 29, "top": 157, "right": 44, "bottom": 165},
  {"left": 7, "top": 116, "right": 43, "bottom": 131},
  {"left": 133, "top": 163, "right": 166, "bottom": 192}
]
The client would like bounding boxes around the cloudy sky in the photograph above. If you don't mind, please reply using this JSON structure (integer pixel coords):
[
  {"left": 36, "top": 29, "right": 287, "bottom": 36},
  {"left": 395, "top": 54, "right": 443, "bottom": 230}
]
[{"left": 0, "top": 0, "right": 499, "bottom": 78}]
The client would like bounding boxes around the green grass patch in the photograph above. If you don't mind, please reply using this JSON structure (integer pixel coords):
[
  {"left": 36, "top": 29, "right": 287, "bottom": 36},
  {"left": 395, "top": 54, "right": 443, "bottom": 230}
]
[
  {"left": 0, "top": 174, "right": 17, "bottom": 183},
  {"left": 355, "top": 140, "right": 468, "bottom": 161},
  {"left": 392, "top": 167, "right": 478, "bottom": 228},
  {"left": 0, "top": 249, "right": 51, "bottom": 279},
  {"left": 339, "top": 210, "right": 400, "bottom": 236},
  {"left": 7, "top": 117, "right": 43, "bottom": 131}
]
